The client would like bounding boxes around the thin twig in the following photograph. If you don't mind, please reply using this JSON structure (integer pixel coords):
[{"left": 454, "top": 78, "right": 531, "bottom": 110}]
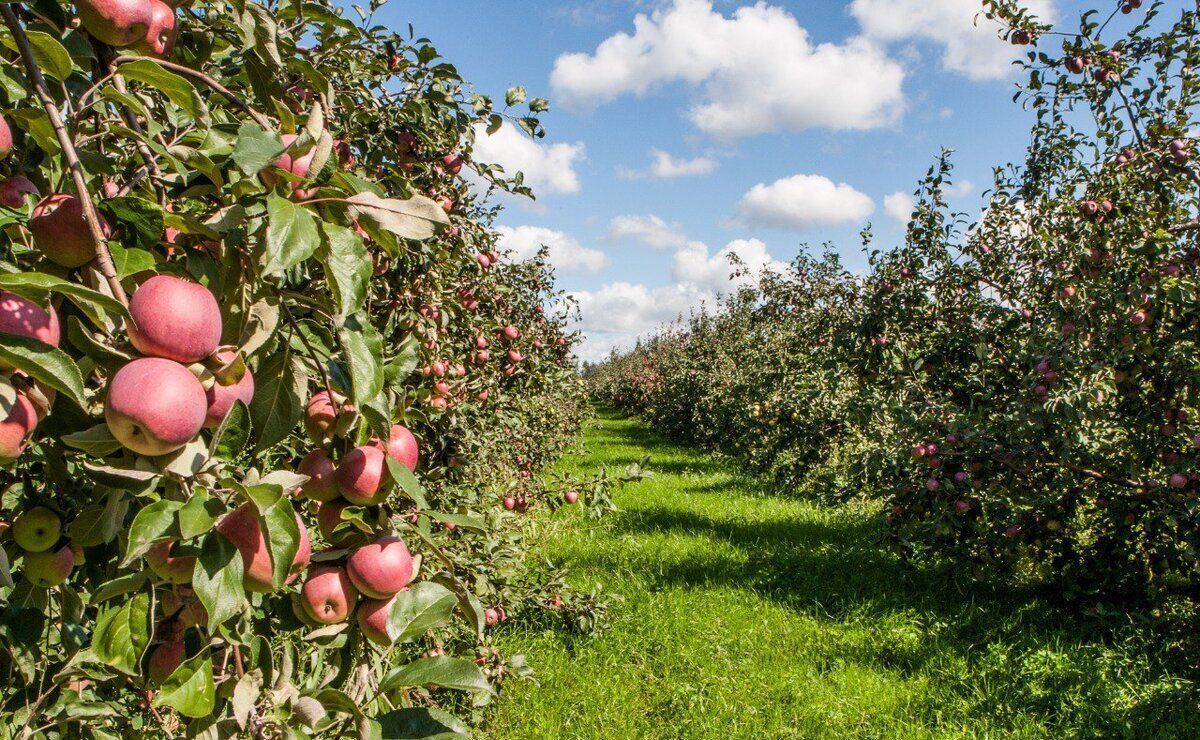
[{"left": 2, "top": 5, "right": 128, "bottom": 306}]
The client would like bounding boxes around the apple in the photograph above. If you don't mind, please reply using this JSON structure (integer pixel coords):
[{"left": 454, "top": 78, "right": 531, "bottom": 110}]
[
  {"left": 484, "top": 608, "right": 498, "bottom": 626},
  {"left": 264, "top": 134, "right": 317, "bottom": 190},
  {"left": 304, "top": 390, "right": 348, "bottom": 442},
  {"left": 356, "top": 593, "right": 398, "bottom": 646},
  {"left": 76, "top": 0, "right": 154, "bottom": 47},
  {"left": 0, "top": 176, "right": 38, "bottom": 208},
  {"left": 105, "top": 358, "right": 207, "bottom": 456},
  {"left": 384, "top": 425, "right": 419, "bottom": 472},
  {"left": 333, "top": 139, "right": 355, "bottom": 170},
  {"left": 316, "top": 499, "right": 355, "bottom": 543},
  {"left": 23, "top": 544, "right": 73, "bottom": 588},
  {"left": 346, "top": 536, "right": 413, "bottom": 599},
  {"left": 215, "top": 504, "right": 311, "bottom": 593},
  {"left": 290, "top": 450, "right": 336, "bottom": 503},
  {"left": 128, "top": 275, "right": 223, "bottom": 363},
  {"left": 441, "top": 153, "right": 463, "bottom": 174},
  {"left": 0, "top": 391, "right": 39, "bottom": 463},
  {"left": 146, "top": 540, "right": 194, "bottom": 584},
  {"left": 0, "top": 291, "right": 59, "bottom": 365},
  {"left": 476, "top": 253, "right": 491, "bottom": 268},
  {"left": 502, "top": 326, "right": 520, "bottom": 341},
  {"left": 300, "top": 566, "right": 359, "bottom": 624},
  {"left": 335, "top": 444, "right": 390, "bottom": 505},
  {"left": 12, "top": 506, "right": 61, "bottom": 552},
  {"left": 1169, "top": 473, "right": 1188, "bottom": 489},
  {"left": 131, "top": 0, "right": 176, "bottom": 57},
  {"left": 29, "top": 193, "right": 112, "bottom": 268},
  {"left": 503, "top": 497, "right": 516, "bottom": 510},
  {"left": 564, "top": 491, "right": 579, "bottom": 504},
  {"left": 147, "top": 640, "right": 184, "bottom": 685},
  {"left": 204, "top": 351, "right": 254, "bottom": 428},
  {"left": 0, "top": 116, "right": 9, "bottom": 158}
]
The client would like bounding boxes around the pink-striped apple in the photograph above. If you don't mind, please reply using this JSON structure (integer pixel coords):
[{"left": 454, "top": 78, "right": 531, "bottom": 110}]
[
  {"left": 128, "top": 275, "right": 223, "bottom": 363},
  {"left": 105, "top": 358, "right": 207, "bottom": 456},
  {"left": 215, "top": 504, "right": 311, "bottom": 592},
  {"left": 346, "top": 536, "right": 413, "bottom": 599},
  {"left": 300, "top": 566, "right": 359, "bottom": 624}
]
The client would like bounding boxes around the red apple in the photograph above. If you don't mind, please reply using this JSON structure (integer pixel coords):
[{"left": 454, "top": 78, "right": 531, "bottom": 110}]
[
  {"left": 335, "top": 444, "right": 390, "bottom": 505},
  {"left": 29, "top": 193, "right": 112, "bottom": 268},
  {"left": 300, "top": 566, "right": 359, "bottom": 624},
  {"left": 384, "top": 425, "right": 419, "bottom": 472},
  {"left": 346, "top": 536, "right": 413, "bottom": 599},
  {"left": 316, "top": 499, "right": 354, "bottom": 543},
  {"left": 0, "top": 291, "right": 58, "bottom": 364},
  {"left": 292, "top": 449, "right": 335, "bottom": 502},
  {"left": 356, "top": 593, "right": 398, "bottom": 646},
  {"left": 304, "top": 390, "right": 347, "bottom": 442},
  {"left": 0, "top": 176, "right": 38, "bottom": 208},
  {"left": 0, "top": 391, "right": 38, "bottom": 464},
  {"left": 23, "top": 544, "right": 73, "bottom": 588},
  {"left": 147, "top": 640, "right": 184, "bottom": 685},
  {"left": 131, "top": 0, "right": 176, "bottom": 57},
  {"left": 128, "top": 275, "right": 223, "bottom": 363},
  {"left": 0, "top": 116, "right": 9, "bottom": 158},
  {"left": 204, "top": 350, "right": 254, "bottom": 428},
  {"left": 215, "top": 504, "right": 311, "bottom": 593},
  {"left": 264, "top": 133, "right": 317, "bottom": 190},
  {"left": 76, "top": 0, "right": 154, "bottom": 47},
  {"left": 105, "top": 358, "right": 207, "bottom": 456},
  {"left": 146, "top": 540, "right": 194, "bottom": 584}
]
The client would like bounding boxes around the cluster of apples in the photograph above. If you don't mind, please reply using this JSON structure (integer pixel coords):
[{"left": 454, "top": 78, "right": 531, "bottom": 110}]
[
  {"left": 0, "top": 291, "right": 60, "bottom": 461},
  {"left": 76, "top": 0, "right": 178, "bottom": 59},
  {"left": 10, "top": 506, "right": 75, "bottom": 588},
  {"left": 300, "top": 535, "right": 416, "bottom": 646},
  {"left": 103, "top": 274, "right": 254, "bottom": 457}
]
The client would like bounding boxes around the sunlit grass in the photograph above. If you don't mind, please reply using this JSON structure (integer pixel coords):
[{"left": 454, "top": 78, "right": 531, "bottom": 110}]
[{"left": 484, "top": 411, "right": 1199, "bottom": 739}]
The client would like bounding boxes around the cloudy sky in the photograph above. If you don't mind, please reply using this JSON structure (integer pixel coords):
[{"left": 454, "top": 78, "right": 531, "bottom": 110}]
[{"left": 384, "top": 0, "right": 1081, "bottom": 363}]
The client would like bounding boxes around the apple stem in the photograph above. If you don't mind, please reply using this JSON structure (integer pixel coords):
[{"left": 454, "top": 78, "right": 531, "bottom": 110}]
[
  {"left": 0, "top": 5, "right": 129, "bottom": 308},
  {"left": 111, "top": 55, "right": 273, "bottom": 130}
]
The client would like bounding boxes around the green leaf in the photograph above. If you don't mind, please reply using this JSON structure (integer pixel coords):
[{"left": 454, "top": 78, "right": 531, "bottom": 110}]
[
  {"left": 0, "top": 31, "right": 72, "bottom": 81},
  {"left": 386, "top": 458, "right": 428, "bottom": 509},
  {"left": 378, "top": 657, "right": 493, "bottom": 696},
  {"left": 154, "top": 652, "right": 215, "bottom": 718},
  {"left": 318, "top": 221, "right": 370, "bottom": 317},
  {"left": 100, "top": 197, "right": 165, "bottom": 251},
  {"left": 122, "top": 499, "right": 182, "bottom": 566},
  {"left": 263, "top": 193, "right": 320, "bottom": 275},
  {"left": 0, "top": 334, "right": 87, "bottom": 408},
  {"left": 0, "top": 271, "right": 131, "bottom": 326},
  {"left": 192, "top": 531, "right": 246, "bottom": 628},
  {"left": 93, "top": 592, "right": 152, "bottom": 675},
  {"left": 231, "top": 123, "right": 285, "bottom": 176},
  {"left": 68, "top": 490, "right": 127, "bottom": 547},
  {"left": 178, "top": 490, "right": 221, "bottom": 540},
  {"left": 385, "top": 582, "right": 456, "bottom": 644},
  {"left": 248, "top": 351, "right": 306, "bottom": 451},
  {"left": 344, "top": 192, "right": 449, "bottom": 240},
  {"left": 338, "top": 313, "right": 384, "bottom": 408},
  {"left": 376, "top": 707, "right": 470, "bottom": 739},
  {"left": 239, "top": 483, "right": 299, "bottom": 589},
  {"left": 118, "top": 59, "right": 209, "bottom": 123},
  {"left": 106, "top": 243, "right": 157, "bottom": 278},
  {"left": 210, "top": 399, "right": 251, "bottom": 460},
  {"left": 89, "top": 572, "right": 150, "bottom": 604},
  {"left": 61, "top": 424, "right": 124, "bottom": 457}
]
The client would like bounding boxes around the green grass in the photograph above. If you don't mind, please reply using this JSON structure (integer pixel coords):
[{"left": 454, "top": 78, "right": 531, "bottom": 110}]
[{"left": 484, "top": 410, "right": 1200, "bottom": 739}]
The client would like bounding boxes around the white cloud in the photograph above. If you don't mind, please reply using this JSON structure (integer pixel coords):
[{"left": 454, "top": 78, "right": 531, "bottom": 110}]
[
  {"left": 606, "top": 214, "right": 688, "bottom": 250},
  {"left": 550, "top": 0, "right": 906, "bottom": 138},
  {"left": 570, "top": 281, "right": 713, "bottom": 363},
  {"left": 495, "top": 226, "right": 608, "bottom": 273},
  {"left": 851, "top": 0, "right": 1055, "bottom": 81},
  {"left": 672, "top": 238, "right": 787, "bottom": 293},
  {"left": 471, "top": 122, "right": 585, "bottom": 196},
  {"left": 734, "top": 174, "right": 875, "bottom": 232},
  {"left": 620, "top": 148, "right": 718, "bottom": 179},
  {"left": 884, "top": 191, "right": 914, "bottom": 224},
  {"left": 946, "top": 179, "right": 975, "bottom": 198}
]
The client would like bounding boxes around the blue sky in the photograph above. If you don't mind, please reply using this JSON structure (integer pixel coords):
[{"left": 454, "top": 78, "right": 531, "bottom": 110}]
[{"left": 377, "top": 0, "right": 1102, "bottom": 362}]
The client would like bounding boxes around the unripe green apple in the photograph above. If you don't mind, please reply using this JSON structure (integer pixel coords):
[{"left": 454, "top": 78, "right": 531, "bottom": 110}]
[{"left": 12, "top": 506, "right": 61, "bottom": 552}]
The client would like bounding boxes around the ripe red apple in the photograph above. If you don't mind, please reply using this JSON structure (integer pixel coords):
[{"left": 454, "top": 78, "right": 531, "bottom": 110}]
[
  {"left": 356, "top": 593, "right": 398, "bottom": 646},
  {"left": 131, "top": 0, "right": 176, "bottom": 57},
  {"left": 346, "top": 536, "right": 413, "bottom": 599},
  {"left": 335, "top": 444, "right": 390, "bottom": 505},
  {"left": 476, "top": 253, "right": 491, "bottom": 268},
  {"left": 384, "top": 424, "right": 419, "bottom": 471},
  {"left": 105, "top": 358, "right": 207, "bottom": 456},
  {"left": 76, "top": 0, "right": 154, "bottom": 47},
  {"left": 147, "top": 640, "right": 184, "bottom": 685},
  {"left": 128, "top": 275, "right": 223, "bottom": 363},
  {"left": 441, "top": 153, "right": 463, "bottom": 174},
  {"left": 484, "top": 607, "right": 498, "bottom": 626},
  {"left": 23, "top": 544, "right": 73, "bottom": 588},
  {"left": 297, "top": 449, "right": 338, "bottom": 502},
  {"left": 333, "top": 139, "right": 355, "bottom": 169},
  {"left": 1169, "top": 473, "right": 1188, "bottom": 489},
  {"left": 29, "top": 193, "right": 112, "bottom": 268},
  {"left": 146, "top": 540, "right": 194, "bottom": 584},
  {"left": 0, "top": 291, "right": 60, "bottom": 362},
  {"left": 204, "top": 350, "right": 254, "bottom": 428},
  {"left": 0, "top": 176, "right": 38, "bottom": 208},
  {"left": 0, "top": 391, "right": 39, "bottom": 463},
  {"left": 0, "top": 116, "right": 9, "bottom": 158},
  {"left": 300, "top": 566, "right": 359, "bottom": 624},
  {"left": 215, "top": 504, "right": 311, "bottom": 593},
  {"left": 12, "top": 506, "right": 61, "bottom": 552},
  {"left": 564, "top": 491, "right": 579, "bottom": 504},
  {"left": 316, "top": 499, "right": 355, "bottom": 544},
  {"left": 264, "top": 134, "right": 317, "bottom": 190},
  {"left": 502, "top": 326, "right": 520, "bottom": 341},
  {"left": 304, "top": 390, "right": 348, "bottom": 442}
]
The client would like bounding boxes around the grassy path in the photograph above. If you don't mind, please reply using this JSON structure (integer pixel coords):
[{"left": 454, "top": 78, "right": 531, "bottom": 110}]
[{"left": 485, "top": 411, "right": 1198, "bottom": 739}]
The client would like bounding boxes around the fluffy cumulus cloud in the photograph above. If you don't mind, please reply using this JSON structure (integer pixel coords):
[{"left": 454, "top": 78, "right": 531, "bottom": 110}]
[
  {"left": 672, "top": 238, "right": 788, "bottom": 293},
  {"left": 607, "top": 214, "right": 688, "bottom": 249},
  {"left": 470, "top": 122, "right": 585, "bottom": 196},
  {"left": 570, "top": 282, "right": 713, "bottom": 363},
  {"left": 883, "top": 191, "right": 914, "bottom": 224},
  {"left": 495, "top": 226, "right": 608, "bottom": 273},
  {"left": 620, "top": 148, "right": 718, "bottom": 179},
  {"left": 850, "top": 0, "right": 1056, "bottom": 81},
  {"left": 550, "top": 0, "right": 906, "bottom": 138},
  {"left": 734, "top": 174, "right": 875, "bottom": 231}
]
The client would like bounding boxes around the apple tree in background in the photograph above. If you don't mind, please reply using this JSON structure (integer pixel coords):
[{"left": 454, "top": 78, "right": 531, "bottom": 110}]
[{"left": 0, "top": 0, "right": 622, "bottom": 735}]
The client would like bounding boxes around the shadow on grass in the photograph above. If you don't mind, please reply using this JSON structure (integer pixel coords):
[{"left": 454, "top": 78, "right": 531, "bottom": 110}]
[{"left": 568, "top": 409, "right": 1200, "bottom": 736}]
